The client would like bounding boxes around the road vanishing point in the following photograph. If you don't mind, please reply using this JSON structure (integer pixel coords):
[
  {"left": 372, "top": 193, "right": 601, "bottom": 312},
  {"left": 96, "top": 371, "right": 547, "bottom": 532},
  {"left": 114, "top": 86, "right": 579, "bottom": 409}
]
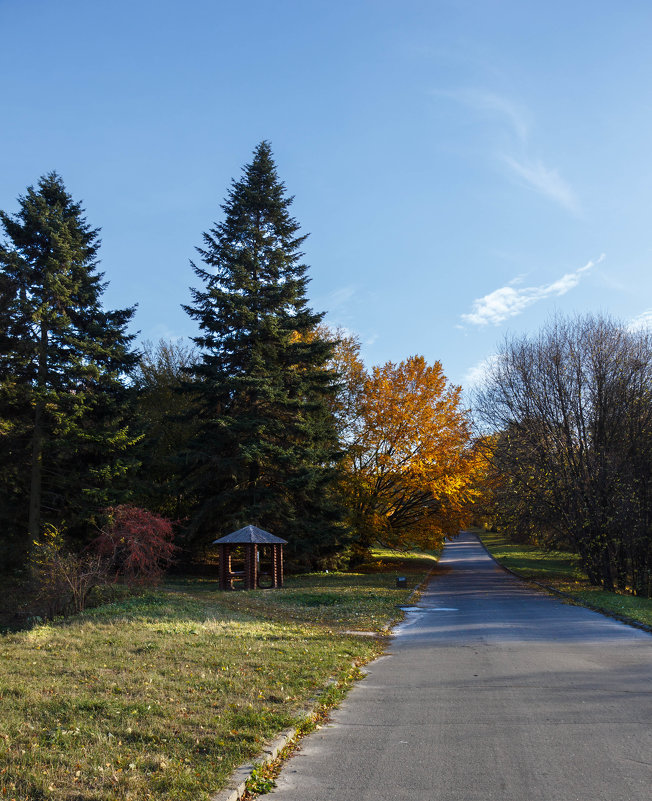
[{"left": 269, "top": 532, "right": 652, "bottom": 801}]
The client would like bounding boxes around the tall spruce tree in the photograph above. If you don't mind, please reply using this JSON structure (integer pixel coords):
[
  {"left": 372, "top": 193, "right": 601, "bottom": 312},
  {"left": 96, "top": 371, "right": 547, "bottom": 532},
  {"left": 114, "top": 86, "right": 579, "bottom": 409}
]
[
  {"left": 0, "top": 173, "right": 139, "bottom": 564},
  {"left": 183, "top": 142, "right": 346, "bottom": 566}
]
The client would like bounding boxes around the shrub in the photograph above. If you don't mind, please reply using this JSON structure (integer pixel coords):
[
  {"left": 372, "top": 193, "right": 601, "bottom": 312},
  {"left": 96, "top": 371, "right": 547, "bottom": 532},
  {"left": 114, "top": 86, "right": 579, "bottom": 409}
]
[
  {"left": 94, "top": 505, "right": 176, "bottom": 584},
  {"left": 30, "top": 526, "right": 109, "bottom": 618}
]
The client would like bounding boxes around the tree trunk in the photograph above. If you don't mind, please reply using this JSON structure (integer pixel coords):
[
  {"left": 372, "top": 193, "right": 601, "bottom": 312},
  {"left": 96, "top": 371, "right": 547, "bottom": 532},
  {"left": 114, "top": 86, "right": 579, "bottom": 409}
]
[{"left": 28, "top": 320, "right": 47, "bottom": 543}]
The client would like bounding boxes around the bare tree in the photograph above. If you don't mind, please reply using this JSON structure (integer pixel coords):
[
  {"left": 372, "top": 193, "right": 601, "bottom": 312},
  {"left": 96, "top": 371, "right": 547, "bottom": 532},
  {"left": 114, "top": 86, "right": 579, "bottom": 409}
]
[{"left": 475, "top": 314, "right": 652, "bottom": 595}]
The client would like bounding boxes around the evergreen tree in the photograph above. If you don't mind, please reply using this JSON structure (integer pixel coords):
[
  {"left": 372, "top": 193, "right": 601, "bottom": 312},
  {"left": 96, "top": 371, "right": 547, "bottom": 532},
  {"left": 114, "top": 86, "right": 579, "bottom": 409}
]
[
  {"left": 130, "top": 339, "right": 200, "bottom": 520},
  {"left": 0, "top": 173, "right": 139, "bottom": 564},
  {"left": 183, "top": 142, "right": 346, "bottom": 566}
]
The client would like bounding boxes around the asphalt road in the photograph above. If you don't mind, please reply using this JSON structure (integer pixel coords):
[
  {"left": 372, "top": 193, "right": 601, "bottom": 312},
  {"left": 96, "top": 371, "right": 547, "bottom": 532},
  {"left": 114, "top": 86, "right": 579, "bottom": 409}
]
[{"left": 270, "top": 532, "right": 652, "bottom": 801}]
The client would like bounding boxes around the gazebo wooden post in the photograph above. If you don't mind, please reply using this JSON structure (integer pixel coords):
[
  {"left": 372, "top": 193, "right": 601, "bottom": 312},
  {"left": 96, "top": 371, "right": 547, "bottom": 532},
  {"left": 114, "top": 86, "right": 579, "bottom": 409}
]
[
  {"left": 272, "top": 543, "right": 284, "bottom": 588},
  {"left": 219, "top": 544, "right": 233, "bottom": 590},
  {"left": 244, "top": 544, "right": 258, "bottom": 590}
]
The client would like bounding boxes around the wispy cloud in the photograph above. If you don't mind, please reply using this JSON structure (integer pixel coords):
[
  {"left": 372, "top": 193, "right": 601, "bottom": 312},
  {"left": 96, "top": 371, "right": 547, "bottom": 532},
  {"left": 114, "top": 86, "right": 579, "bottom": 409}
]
[
  {"left": 461, "top": 256, "right": 604, "bottom": 327},
  {"left": 145, "top": 323, "right": 186, "bottom": 343},
  {"left": 502, "top": 156, "right": 580, "bottom": 215},
  {"left": 327, "top": 285, "right": 356, "bottom": 307},
  {"left": 317, "top": 285, "right": 357, "bottom": 328},
  {"left": 463, "top": 354, "right": 499, "bottom": 388},
  {"left": 628, "top": 309, "right": 652, "bottom": 332},
  {"left": 435, "top": 89, "right": 529, "bottom": 141},
  {"left": 435, "top": 88, "right": 579, "bottom": 214}
]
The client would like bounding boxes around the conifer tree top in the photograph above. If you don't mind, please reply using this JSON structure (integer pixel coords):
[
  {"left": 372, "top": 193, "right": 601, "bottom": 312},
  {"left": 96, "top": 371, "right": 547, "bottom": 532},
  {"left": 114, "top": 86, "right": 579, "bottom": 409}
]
[{"left": 185, "top": 140, "right": 323, "bottom": 368}]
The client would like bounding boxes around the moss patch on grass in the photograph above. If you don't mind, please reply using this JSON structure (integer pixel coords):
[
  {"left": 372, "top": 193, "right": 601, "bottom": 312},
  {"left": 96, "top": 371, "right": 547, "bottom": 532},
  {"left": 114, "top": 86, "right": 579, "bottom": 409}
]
[
  {"left": 478, "top": 530, "right": 652, "bottom": 628},
  {"left": 0, "top": 550, "right": 437, "bottom": 800}
]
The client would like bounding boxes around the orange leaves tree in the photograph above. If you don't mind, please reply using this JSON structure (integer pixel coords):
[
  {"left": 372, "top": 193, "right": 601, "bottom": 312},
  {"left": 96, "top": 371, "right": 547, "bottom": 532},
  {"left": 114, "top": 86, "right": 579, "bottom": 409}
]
[{"left": 333, "top": 333, "right": 480, "bottom": 557}]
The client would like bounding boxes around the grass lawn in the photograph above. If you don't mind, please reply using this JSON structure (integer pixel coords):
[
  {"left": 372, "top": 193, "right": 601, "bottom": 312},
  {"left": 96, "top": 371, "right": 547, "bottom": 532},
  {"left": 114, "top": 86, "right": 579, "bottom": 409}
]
[
  {"left": 478, "top": 530, "right": 652, "bottom": 628},
  {"left": 0, "top": 549, "right": 436, "bottom": 801}
]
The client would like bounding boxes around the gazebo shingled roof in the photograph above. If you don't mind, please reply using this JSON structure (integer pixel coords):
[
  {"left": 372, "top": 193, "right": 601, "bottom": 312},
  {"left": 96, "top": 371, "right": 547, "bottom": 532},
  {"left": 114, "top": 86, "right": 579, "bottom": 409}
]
[
  {"left": 214, "top": 525, "right": 286, "bottom": 590},
  {"left": 213, "top": 525, "right": 287, "bottom": 545}
]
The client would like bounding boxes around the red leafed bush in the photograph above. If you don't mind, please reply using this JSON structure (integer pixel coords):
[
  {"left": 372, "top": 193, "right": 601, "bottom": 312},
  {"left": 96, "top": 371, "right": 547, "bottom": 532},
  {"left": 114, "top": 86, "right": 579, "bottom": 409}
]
[{"left": 94, "top": 505, "right": 176, "bottom": 584}]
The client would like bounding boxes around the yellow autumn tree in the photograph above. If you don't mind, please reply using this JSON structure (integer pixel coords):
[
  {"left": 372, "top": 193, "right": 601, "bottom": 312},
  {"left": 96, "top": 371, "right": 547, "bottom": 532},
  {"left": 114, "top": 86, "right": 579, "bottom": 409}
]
[{"left": 333, "top": 337, "right": 481, "bottom": 556}]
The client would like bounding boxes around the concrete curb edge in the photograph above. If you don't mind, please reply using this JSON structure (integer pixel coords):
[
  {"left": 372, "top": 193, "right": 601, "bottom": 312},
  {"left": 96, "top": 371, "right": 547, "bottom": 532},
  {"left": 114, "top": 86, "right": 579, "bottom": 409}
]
[
  {"left": 209, "top": 555, "right": 441, "bottom": 800},
  {"left": 209, "top": 726, "right": 301, "bottom": 801},
  {"left": 474, "top": 531, "right": 652, "bottom": 636}
]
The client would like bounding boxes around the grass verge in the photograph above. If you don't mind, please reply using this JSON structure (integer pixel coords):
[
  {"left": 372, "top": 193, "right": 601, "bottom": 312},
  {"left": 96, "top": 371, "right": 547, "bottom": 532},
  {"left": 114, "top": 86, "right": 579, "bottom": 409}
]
[
  {"left": 478, "top": 530, "right": 652, "bottom": 628},
  {"left": 0, "top": 549, "right": 437, "bottom": 801}
]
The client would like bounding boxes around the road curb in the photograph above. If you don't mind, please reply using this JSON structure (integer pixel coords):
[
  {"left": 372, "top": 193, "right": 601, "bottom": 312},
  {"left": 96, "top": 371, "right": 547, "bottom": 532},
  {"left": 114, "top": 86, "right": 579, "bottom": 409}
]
[
  {"left": 475, "top": 533, "right": 652, "bottom": 636},
  {"left": 209, "top": 559, "right": 440, "bottom": 800},
  {"left": 209, "top": 726, "right": 301, "bottom": 801},
  {"left": 208, "top": 666, "right": 363, "bottom": 801}
]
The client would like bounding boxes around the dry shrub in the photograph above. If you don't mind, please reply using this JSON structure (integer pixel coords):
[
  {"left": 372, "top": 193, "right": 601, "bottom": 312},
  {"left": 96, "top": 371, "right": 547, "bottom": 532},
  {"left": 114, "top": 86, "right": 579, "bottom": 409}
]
[{"left": 30, "top": 526, "right": 110, "bottom": 618}]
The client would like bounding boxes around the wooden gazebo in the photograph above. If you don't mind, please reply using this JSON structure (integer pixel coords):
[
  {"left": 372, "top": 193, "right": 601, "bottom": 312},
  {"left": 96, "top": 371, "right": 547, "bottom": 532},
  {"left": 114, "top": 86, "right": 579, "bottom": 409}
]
[{"left": 213, "top": 525, "right": 287, "bottom": 590}]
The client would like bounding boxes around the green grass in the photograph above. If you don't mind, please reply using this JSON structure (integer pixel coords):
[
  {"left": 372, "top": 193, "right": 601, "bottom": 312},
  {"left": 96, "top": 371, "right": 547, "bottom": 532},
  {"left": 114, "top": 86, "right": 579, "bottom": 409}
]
[
  {"left": 569, "top": 589, "right": 652, "bottom": 627},
  {"left": 478, "top": 531, "right": 585, "bottom": 583},
  {"left": 0, "top": 549, "right": 437, "bottom": 801},
  {"left": 177, "top": 548, "right": 437, "bottom": 633},
  {"left": 478, "top": 530, "right": 652, "bottom": 628}
]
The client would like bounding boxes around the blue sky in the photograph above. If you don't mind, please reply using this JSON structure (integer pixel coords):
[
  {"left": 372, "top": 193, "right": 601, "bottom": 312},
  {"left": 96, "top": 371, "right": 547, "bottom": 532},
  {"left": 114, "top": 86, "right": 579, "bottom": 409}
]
[{"left": 2, "top": 0, "right": 652, "bottom": 389}]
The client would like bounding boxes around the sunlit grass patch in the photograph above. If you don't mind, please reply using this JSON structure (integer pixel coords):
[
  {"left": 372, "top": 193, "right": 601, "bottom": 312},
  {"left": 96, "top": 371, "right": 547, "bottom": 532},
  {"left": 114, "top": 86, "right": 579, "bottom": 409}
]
[
  {"left": 570, "top": 589, "right": 652, "bottom": 627},
  {"left": 0, "top": 550, "right": 436, "bottom": 800},
  {"left": 170, "top": 548, "right": 438, "bottom": 633},
  {"left": 0, "top": 598, "right": 377, "bottom": 800},
  {"left": 358, "top": 546, "right": 441, "bottom": 570}
]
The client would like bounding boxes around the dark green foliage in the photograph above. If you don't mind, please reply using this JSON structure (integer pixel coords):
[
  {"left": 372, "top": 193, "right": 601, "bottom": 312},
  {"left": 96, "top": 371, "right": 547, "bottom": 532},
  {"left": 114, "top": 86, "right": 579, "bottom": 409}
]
[
  {"left": 0, "top": 173, "right": 139, "bottom": 564},
  {"left": 183, "top": 142, "right": 347, "bottom": 566},
  {"left": 130, "top": 338, "right": 200, "bottom": 519}
]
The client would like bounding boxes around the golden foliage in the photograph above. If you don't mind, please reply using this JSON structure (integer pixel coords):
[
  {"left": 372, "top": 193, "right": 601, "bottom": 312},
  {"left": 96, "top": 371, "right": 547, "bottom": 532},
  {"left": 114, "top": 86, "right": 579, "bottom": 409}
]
[{"left": 331, "top": 333, "right": 481, "bottom": 552}]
